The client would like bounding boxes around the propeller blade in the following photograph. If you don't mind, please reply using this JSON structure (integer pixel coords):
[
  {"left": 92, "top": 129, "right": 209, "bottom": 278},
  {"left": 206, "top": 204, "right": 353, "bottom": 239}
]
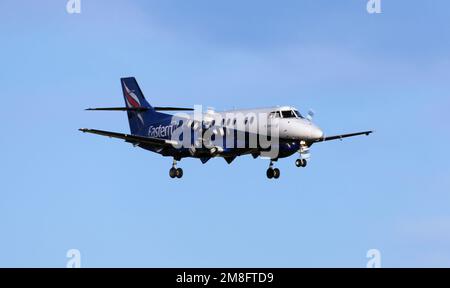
[{"left": 306, "top": 109, "right": 315, "bottom": 121}]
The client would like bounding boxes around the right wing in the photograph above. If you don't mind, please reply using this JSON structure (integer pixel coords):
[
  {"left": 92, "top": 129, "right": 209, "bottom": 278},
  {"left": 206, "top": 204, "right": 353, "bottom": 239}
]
[
  {"left": 79, "top": 128, "right": 178, "bottom": 147},
  {"left": 314, "top": 131, "right": 373, "bottom": 143}
]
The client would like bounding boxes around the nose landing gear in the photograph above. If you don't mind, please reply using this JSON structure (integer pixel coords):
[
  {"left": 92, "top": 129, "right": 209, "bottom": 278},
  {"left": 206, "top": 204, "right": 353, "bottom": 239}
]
[
  {"left": 266, "top": 161, "right": 280, "bottom": 179},
  {"left": 295, "top": 159, "right": 307, "bottom": 168},
  {"left": 295, "top": 142, "right": 310, "bottom": 168},
  {"left": 169, "top": 159, "right": 183, "bottom": 179}
]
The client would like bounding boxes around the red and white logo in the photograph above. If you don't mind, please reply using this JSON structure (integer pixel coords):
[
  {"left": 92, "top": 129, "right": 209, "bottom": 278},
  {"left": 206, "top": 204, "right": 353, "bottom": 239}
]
[
  {"left": 124, "top": 83, "right": 141, "bottom": 108},
  {"left": 123, "top": 82, "right": 144, "bottom": 125}
]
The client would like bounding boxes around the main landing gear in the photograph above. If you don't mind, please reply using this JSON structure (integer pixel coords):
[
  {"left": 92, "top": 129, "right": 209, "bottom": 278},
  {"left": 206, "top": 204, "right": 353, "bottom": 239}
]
[
  {"left": 295, "top": 159, "right": 307, "bottom": 168},
  {"left": 169, "top": 159, "right": 183, "bottom": 179},
  {"left": 266, "top": 161, "right": 280, "bottom": 179}
]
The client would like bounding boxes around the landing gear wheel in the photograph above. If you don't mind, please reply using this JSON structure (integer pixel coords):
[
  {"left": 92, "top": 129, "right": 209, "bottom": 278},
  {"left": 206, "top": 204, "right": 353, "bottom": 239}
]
[
  {"left": 273, "top": 168, "right": 280, "bottom": 179},
  {"left": 176, "top": 168, "right": 183, "bottom": 178},
  {"left": 296, "top": 159, "right": 307, "bottom": 167},
  {"left": 169, "top": 168, "right": 177, "bottom": 178},
  {"left": 266, "top": 168, "right": 274, "bottom": 179}
]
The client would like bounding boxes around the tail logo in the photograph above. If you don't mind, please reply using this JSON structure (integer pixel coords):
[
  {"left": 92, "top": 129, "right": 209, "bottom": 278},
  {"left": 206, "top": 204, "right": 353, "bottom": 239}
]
[
  {"left": 123, "top": 81, "right": 144, "bottom": 125},
  {"left": 123, "top": 83, "right": 141, "bottom": 108}
]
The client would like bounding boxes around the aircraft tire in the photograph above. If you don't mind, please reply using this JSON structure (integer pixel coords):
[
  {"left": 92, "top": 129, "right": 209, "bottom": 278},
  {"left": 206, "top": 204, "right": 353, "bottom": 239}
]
[
  {"left": 169, "top": 168, "right": 177, "bottom": 178},
  {"left": 296, "top": 159, "right": 307, "bottom": 167},
  {"left": 273, "top": 168, "right": 280, "bottom": 179},
  {"left": 266, "top": 168, "right": 274, "bottom": 179},
  {"left": 176, "top": 168, "right": 183, "bottom": 178},
  {"left": 301, "top": 160, "right": 307, "bottom": 167}
]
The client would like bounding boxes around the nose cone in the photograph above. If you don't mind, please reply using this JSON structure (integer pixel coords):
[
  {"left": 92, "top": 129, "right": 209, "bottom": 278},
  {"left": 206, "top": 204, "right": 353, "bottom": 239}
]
[
  {"left": 280, "top": 119, "right": 324, "bottom": 141},
  {"left": 310, "top": 125, "right": 324, "bottom": 140}
]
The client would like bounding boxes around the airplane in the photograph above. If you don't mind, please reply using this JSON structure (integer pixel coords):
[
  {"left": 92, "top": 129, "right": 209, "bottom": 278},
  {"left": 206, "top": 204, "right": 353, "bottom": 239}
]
[{"left": 80, "top": 77, "right": 373, "bottom": 179}]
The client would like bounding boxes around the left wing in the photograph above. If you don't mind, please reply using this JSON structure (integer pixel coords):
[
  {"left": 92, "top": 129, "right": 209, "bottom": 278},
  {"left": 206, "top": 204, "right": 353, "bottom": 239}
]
[
  {"left": 79, "top": 128, "right": 178, "bottom": 147},
  {"left": 314, "top": 131, "right": 373, "bottom": 143}
]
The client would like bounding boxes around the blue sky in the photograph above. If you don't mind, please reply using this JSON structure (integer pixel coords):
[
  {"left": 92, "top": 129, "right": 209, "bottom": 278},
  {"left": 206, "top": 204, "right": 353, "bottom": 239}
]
[{"left": 1, "top": 0, "right": 449, "bottom": 267}]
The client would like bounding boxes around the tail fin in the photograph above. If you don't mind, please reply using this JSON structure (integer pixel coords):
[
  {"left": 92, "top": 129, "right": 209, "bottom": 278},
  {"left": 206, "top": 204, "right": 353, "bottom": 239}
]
[{"left": 121, "top": 77, "right": 155, "bottom": 135}]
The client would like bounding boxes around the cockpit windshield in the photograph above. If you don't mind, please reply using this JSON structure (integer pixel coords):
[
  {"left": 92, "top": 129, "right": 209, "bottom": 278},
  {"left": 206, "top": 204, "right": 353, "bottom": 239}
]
[
  {"left": 293, "top": 110, "right": 303, "bottom": 119},
  {"left": 281, "top": 110, "right": 299, "bottom": 118}
]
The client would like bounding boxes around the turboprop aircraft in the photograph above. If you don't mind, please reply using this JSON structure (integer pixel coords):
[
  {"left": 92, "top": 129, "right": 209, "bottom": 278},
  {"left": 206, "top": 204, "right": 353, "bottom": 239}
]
[{"left": 80, "top": 77, "right": 373, "bottom": 179}]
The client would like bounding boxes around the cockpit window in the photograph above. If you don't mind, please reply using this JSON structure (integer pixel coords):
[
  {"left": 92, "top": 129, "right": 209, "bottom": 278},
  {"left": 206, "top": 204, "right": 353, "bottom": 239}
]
[
  {"left": 281, "top": 110, "right": 297, "bottom": 118},
  {"left": 293, "top": 110, "right": 303, "bottom": 119}
]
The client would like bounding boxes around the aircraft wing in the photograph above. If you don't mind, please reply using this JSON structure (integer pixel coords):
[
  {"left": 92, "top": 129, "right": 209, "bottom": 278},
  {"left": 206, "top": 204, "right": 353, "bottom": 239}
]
[
  {"left": 314, "top": 131, "right": 373, "bottom": 143},
  {"left": 79, "top": 128, "right": 177, "bottom": 147}
]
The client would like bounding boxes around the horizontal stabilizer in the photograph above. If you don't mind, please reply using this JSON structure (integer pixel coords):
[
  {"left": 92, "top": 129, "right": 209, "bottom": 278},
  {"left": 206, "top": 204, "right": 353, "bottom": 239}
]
[
  {"left": 85, "top": 106, "right": 193, "bottom": 112},
  {"left": 86, "top": 107, "right": 149, "bottom": 112}
]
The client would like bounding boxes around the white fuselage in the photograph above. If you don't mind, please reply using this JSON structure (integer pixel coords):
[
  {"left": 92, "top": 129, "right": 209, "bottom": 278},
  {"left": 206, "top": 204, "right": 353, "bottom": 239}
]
[{"left": 177, "top": 106, "right": 324, "bottom": 142}]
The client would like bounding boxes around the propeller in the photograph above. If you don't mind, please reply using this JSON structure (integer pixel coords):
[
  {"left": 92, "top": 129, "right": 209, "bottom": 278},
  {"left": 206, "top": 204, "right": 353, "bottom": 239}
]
[{"left": 306, "top": 109, "right": 315, "bottom": 122}]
